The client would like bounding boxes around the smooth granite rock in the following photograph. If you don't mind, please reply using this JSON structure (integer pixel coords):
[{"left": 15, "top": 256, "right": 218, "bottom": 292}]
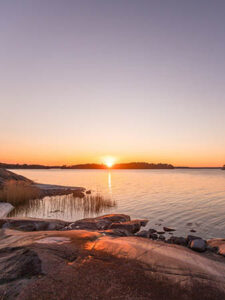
[{"left": 0, "top": 220, "right": 225, "bottom": 299}]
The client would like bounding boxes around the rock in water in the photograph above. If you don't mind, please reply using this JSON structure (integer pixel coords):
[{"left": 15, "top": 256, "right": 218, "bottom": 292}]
[
  {"left": 163, "top": 227, "right": 176, "bottom": 232},
  {"left": 189, "top": 239, "right": 206, "bottom": 252}
]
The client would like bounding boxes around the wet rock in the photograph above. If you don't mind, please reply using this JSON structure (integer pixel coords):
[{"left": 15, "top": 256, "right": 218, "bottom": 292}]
[
  {"left": 189, "top": 239, "right": 206, "bottom": 252},
  {"left": 207, "top": 239, "right": 225, "bottom": 256},
  {"left": 109, "top": 220, "right": 143, "bottom": 234},
  {"left": 0, "top": 218, "right": 70, "bottom": 231},
  {"left": 187, "top": 235, "right": 202, "bottom": 243},
  {"left": 163, "top": 227, "right": 176, "bottom": 232},
  {"left": 166, "top": 236, "right": 187, "bottom": 247},
  {"left": 136, "top": 230, "right": 149, "bottom": 238}
]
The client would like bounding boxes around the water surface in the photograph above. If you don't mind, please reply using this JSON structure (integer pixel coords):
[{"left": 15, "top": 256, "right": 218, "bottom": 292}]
[{"left": 10, "top": 169, "right": 225, "bottom": 239}]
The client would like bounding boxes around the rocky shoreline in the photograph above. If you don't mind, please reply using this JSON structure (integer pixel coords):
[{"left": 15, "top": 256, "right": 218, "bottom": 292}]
[
  {"left": 1, "top": 213, "right": 224, "bottom": 257},
  {"left": 0, "top": 214, "right": 225, "bottom": 299}
]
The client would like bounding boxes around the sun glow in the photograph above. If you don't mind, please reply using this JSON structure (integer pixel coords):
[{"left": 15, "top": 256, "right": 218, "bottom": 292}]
[{"left": 103, "top": 156, "right": 116, "bottom": 168}]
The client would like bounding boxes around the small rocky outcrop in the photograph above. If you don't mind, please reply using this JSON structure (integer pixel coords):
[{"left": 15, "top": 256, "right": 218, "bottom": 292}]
[{"left": 67, "top": 214, "right": 132, "bottom": 231}]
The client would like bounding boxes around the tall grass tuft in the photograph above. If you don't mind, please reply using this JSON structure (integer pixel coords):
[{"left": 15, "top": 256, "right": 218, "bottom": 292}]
[{"left": 0, "top": 180, "right": 40, "bottom": 206}]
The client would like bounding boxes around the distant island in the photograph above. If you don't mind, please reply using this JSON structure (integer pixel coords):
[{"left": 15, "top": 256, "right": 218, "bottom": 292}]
[{"left": 0, "top": 162, "right": 174, "bottom": 170}]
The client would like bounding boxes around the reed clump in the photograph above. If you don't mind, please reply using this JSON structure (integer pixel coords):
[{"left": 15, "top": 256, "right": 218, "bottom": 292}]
[{"left": 0, "top": 180, "right": 40, "bottom": 205}]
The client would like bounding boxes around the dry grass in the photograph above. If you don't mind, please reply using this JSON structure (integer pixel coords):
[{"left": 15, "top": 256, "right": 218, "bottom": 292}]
[
  {"left": 72, "top": 193, "right": 116, "bottom": 216},
  {"left": 0, "top": 180, "right": 40, "bottom": 206}
]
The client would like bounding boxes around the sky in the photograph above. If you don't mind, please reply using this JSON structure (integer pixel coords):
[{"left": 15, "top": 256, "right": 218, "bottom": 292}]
[{"left": 1, "top": 0, "right": 225, "bottom": 167}]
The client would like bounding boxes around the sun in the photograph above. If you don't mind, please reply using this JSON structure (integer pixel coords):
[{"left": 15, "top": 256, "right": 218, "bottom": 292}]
[{"left": 103, "top": 156, "right": 116, "bottom": 168}]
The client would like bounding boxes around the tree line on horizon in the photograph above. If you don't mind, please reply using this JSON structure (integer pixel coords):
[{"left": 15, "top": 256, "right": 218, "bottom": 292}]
[{"left": 0, "top": 162, "right": 174, "bottom": 169}]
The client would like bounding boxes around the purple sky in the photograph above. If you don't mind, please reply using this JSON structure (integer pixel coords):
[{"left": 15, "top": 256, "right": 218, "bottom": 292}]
[{"left": 1, "top": 0, "right": 225, "bottom": 166}]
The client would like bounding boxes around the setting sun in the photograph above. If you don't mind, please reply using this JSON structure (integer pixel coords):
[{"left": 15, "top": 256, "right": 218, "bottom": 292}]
[{"left": 103, "top": 156, "right": 116, "bottom": 168}]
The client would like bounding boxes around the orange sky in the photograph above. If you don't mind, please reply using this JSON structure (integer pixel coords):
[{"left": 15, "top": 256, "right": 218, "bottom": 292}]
[{"left": 1, "top": 1, "right": 225, "bottom": 168}]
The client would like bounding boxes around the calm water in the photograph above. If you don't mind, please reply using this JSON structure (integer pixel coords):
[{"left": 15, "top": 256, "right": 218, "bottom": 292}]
[{"left": 10, "top": 169, "right": 225, "bottom": 239}]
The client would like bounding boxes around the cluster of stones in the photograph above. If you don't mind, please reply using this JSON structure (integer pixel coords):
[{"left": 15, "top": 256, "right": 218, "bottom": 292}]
[{"left": 137, "top": 229, "right": 218, "bottom": 253}]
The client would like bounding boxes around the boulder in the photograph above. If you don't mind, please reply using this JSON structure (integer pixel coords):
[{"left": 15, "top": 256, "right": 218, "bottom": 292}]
[
  {"left": 189, "top": 239, "right": 206, "bottom": 253},
  {"left": 187, "top": 235, "right": 202, "bottom": 243},
  {"left": 148, "top": 228, "right": 157, "bottom": 234}
]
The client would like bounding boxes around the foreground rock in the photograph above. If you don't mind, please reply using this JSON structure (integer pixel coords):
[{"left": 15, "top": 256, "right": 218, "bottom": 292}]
[{"left": 0, "top": 228, "right": 225, "bottom": 299}]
